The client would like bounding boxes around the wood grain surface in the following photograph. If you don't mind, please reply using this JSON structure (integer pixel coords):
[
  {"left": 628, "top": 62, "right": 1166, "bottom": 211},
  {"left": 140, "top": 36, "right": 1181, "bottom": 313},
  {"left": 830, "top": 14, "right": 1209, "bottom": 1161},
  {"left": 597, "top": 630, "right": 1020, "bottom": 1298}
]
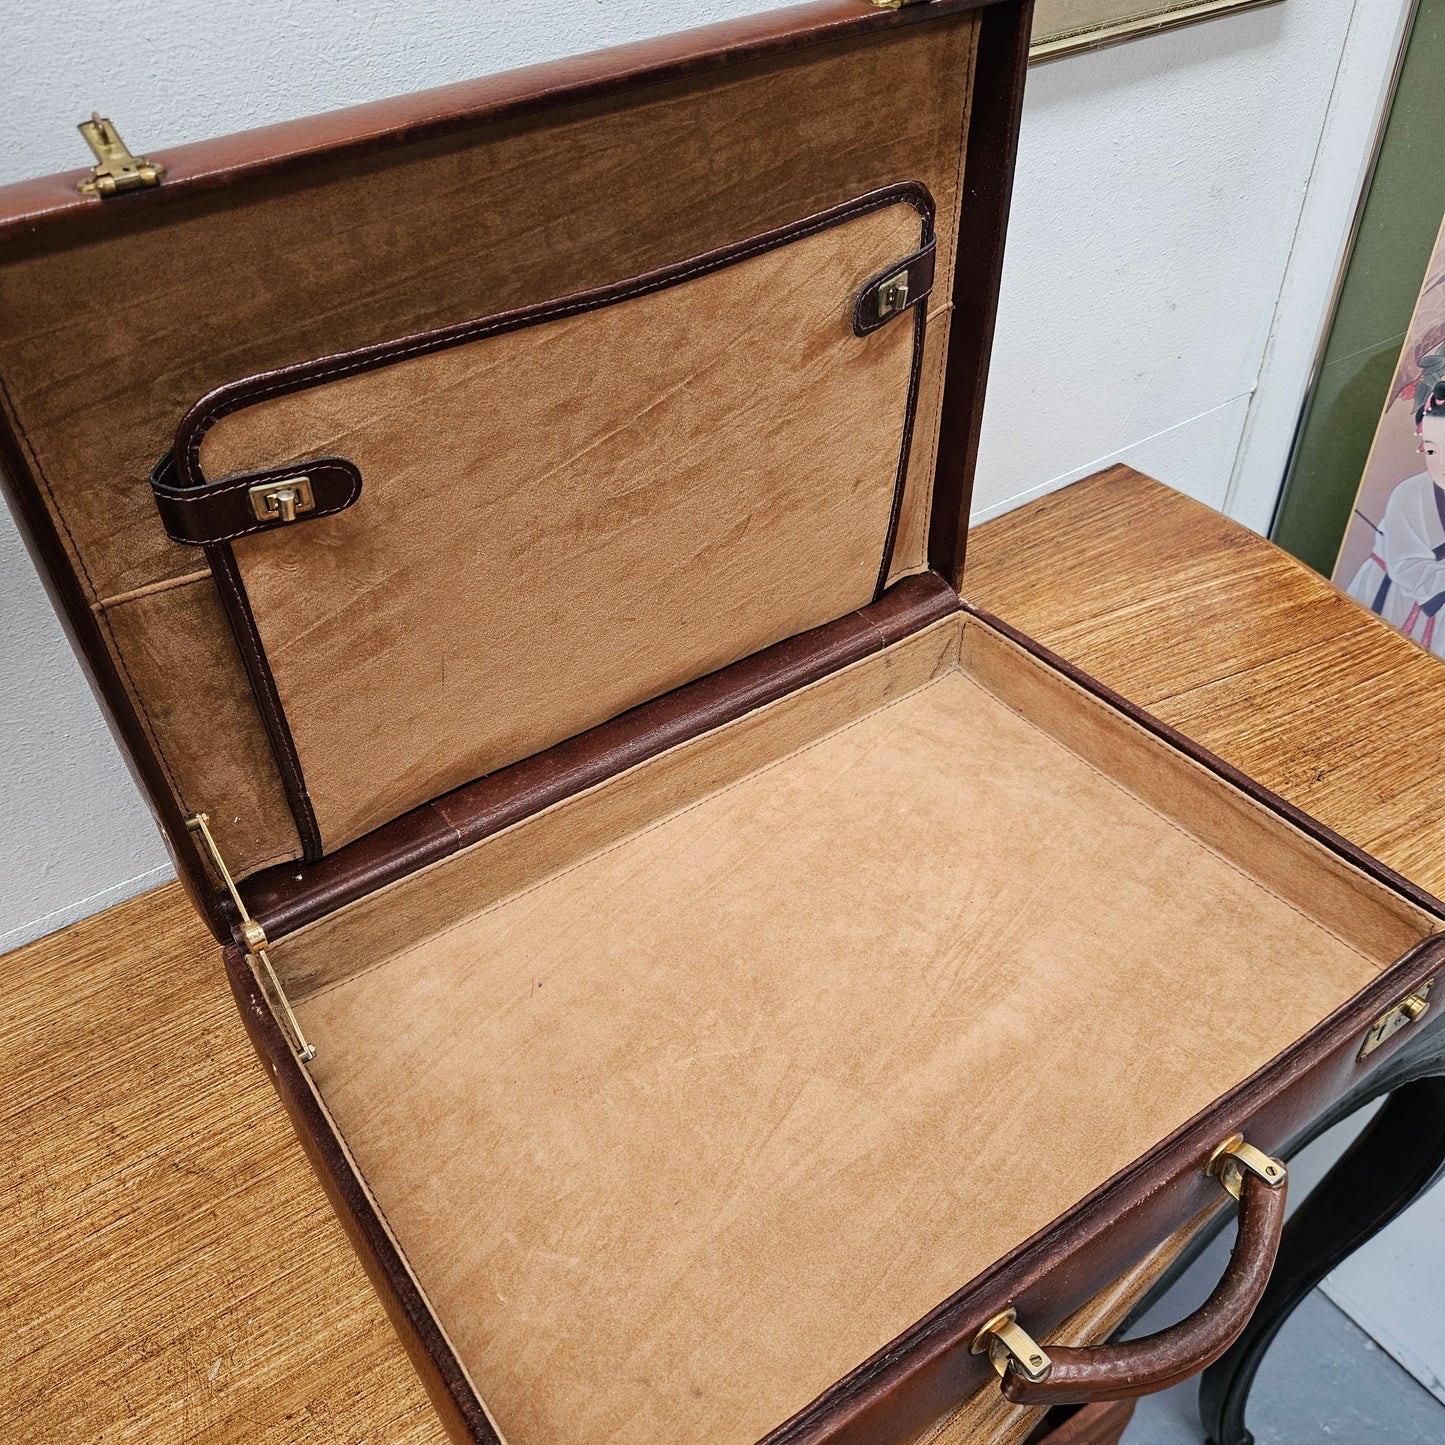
[
  {"left": 964, "top": 467, "right": 1445, "bottom": 898},
  {"left": 5, "top": 464, "right": 1441, "bottom": 1443}
]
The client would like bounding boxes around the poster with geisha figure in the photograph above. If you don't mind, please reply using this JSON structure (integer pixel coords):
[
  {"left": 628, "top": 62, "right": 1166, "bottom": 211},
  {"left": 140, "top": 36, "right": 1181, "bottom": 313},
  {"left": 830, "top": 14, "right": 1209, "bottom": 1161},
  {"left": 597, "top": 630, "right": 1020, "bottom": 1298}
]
[{"left": 1335, "top": 213, "right": 1445, "bottom": 659}]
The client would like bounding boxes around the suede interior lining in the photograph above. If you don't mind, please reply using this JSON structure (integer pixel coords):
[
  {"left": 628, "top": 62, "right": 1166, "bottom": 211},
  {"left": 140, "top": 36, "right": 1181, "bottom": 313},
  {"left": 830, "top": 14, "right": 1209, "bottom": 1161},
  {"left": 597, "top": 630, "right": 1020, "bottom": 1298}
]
[
  {"left": 208, "top": 198, "right": 928, "bottom": 853},
  {"left": 274, "top": 615, "right": 1432, "bottom": 1445},
  {"left": 0, "top": 14, "right": 978, "bottom": 879}
]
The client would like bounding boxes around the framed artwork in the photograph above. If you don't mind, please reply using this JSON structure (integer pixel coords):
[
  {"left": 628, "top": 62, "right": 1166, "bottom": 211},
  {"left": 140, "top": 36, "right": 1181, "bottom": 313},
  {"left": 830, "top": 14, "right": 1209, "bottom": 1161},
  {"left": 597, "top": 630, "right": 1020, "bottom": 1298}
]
[
  {"left": 1273, "top": 0, "right": 1445, "bottom": 576},
  {"left": 1334, "top": 211, "right": 1445, "bottom": 657},
  {"left": 1030, "top": 0, "right": 1280, "bottom": 60}
]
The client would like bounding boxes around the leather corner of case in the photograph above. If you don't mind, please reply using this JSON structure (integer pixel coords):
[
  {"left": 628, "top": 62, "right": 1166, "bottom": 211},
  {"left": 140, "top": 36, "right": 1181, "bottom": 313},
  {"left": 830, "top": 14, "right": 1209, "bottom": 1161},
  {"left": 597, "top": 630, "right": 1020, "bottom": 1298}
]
[
  {"left": 853, "top": 236, "right": 938, "bottom": 338},
  {"left": 150, "top": 455, "right": 364, "bottom": 547}
]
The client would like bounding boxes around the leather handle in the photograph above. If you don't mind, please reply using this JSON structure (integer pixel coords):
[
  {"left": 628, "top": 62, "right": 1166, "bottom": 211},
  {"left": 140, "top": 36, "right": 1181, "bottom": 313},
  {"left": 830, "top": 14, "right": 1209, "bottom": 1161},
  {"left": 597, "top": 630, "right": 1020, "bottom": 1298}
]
[{"left": 996, "top": 1166, "right": 1288, "bottom": 1407}]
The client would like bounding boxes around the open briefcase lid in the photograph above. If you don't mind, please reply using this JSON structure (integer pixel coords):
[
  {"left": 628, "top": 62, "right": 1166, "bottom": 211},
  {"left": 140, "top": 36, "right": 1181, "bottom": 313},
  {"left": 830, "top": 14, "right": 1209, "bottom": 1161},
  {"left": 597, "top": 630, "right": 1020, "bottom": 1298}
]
[{"left": 0, "top": 0, "right": 1028, "bottom": 941}]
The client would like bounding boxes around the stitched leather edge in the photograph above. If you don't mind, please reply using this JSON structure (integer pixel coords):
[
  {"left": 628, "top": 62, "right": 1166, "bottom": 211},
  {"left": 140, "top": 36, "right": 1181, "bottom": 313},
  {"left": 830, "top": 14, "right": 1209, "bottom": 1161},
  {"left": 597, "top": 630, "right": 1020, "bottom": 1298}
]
[{"left": 875, "top": 291, "right": 929, "bottom": 601}]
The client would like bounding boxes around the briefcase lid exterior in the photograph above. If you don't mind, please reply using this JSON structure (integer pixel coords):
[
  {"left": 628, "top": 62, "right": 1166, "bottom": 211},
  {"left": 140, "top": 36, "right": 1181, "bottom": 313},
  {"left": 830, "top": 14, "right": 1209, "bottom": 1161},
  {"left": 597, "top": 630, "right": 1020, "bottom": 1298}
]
[{"left": 0, "top": 0, "right": 1030, "bottom": 940}]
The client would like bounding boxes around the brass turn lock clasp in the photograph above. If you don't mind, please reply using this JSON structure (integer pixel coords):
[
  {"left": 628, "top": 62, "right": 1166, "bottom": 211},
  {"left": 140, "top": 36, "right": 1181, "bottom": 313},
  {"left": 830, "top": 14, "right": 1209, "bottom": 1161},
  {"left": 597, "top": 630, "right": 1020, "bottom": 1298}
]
[
  {"left": 876, "top": 268, "right": 911, "bottom": 321},
  {"left": 248, "top": 475, "right": 316, "bottom": 524},
  {"left": 970, "top": 1307, "right": 1052, "bottom": 1383}
]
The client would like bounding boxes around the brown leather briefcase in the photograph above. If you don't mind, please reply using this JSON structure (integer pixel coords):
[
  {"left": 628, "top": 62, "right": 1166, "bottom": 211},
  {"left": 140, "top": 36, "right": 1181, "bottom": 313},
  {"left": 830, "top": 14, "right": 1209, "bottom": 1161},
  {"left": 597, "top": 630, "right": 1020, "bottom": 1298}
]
[{"left": 4, "top": 2, "right": 1442, "bottom": 1441}]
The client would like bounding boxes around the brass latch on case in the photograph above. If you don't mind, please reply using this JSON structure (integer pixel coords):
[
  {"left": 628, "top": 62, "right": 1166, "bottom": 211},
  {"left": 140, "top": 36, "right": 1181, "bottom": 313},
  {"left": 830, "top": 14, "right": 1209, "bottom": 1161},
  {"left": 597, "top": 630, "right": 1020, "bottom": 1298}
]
[
  {"left": 249, "top": 475, "right": 316, "bottom": 524},
  {"left": 187, "top": 812, "right": 316, "bottom": 1063},
  {"left": 76, "top": 114, "right": 164, "bottom": 196},
  {"left": 1358, "top": 978, "right": 1434, "bottom": 1061}
]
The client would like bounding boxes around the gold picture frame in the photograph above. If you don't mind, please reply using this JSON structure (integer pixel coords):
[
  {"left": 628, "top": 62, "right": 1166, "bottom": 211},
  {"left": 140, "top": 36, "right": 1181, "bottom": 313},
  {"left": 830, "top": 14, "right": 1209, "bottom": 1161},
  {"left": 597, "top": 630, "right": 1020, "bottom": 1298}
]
[{"left": 1031, "top": 0, "right": 1283, "bottom": 61}]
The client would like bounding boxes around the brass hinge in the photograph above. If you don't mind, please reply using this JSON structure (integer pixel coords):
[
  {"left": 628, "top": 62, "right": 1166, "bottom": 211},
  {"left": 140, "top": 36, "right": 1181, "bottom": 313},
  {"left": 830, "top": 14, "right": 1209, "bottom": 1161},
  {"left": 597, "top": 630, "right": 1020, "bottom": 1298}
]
[
  {"left": 1358, "top": 978, "right": 1434, "bottom": 1061},
  {"left": 187, "top": 812, "right": 316, "bottom": 1062},
  {"left": 76, "top": 114, "right": 164, "bottom": 197}
]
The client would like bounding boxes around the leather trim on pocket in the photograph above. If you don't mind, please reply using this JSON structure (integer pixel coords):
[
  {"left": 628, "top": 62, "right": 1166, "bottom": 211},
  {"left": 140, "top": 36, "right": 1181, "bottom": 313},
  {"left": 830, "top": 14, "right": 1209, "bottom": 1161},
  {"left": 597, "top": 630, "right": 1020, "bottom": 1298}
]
[
  {"left": 203, "top": 539, "right": 325, "bottom": 863},
  {"left": 170, "top": 181, "right": 936, "bottom": 483}
]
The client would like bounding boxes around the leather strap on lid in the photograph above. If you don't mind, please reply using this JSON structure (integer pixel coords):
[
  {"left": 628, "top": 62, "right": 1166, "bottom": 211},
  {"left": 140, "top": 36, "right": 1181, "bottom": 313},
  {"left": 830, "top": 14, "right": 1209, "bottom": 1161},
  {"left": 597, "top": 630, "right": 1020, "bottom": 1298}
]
[{"left": 149, "top": 450, "right": 362, "bottom": 546}]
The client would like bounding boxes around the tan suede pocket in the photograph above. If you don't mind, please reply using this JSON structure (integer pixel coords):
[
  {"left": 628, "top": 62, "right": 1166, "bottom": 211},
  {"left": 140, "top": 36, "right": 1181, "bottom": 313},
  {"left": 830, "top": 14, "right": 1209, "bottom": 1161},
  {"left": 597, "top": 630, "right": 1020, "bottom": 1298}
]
[{"left": 174, "top": 186, "right": 935, "bottom": 856}]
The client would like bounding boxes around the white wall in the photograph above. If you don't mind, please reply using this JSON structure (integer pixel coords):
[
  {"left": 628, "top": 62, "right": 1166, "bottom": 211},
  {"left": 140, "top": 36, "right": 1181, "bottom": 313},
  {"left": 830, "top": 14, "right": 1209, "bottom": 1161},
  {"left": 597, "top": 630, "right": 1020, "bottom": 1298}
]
[
  {"left": 973, "top": 0, "right": 1404, "bottom": 522},
  {"left": 0, "top": 0, "right": 1399, "bottom": 948}
]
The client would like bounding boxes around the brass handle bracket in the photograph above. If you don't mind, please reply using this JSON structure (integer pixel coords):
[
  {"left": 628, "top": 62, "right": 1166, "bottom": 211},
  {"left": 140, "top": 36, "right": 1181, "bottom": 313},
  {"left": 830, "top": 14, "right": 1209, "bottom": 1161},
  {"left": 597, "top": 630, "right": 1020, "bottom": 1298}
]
[
  {"left": 1208, "top": 1133, "right": 1286, "bottom": 1201},
  {"left": 970, "top": 1307, "right": 1052, "bottom": 1383}
]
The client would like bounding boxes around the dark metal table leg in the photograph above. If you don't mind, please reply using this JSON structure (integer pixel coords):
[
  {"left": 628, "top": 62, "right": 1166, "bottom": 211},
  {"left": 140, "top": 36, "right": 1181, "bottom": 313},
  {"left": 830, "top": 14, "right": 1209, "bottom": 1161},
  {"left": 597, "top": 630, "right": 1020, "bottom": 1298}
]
[{"left": 1199, "top": 1074, "right": 1445, "bottom": 1445}]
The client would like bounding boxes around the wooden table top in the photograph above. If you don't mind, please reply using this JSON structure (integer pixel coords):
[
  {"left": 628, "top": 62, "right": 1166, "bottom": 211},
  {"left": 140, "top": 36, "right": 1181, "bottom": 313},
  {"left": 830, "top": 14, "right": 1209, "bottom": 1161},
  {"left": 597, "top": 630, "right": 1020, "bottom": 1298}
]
[{"left": 6, "top": 465, "right": 1443, "bottom": 1443}]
